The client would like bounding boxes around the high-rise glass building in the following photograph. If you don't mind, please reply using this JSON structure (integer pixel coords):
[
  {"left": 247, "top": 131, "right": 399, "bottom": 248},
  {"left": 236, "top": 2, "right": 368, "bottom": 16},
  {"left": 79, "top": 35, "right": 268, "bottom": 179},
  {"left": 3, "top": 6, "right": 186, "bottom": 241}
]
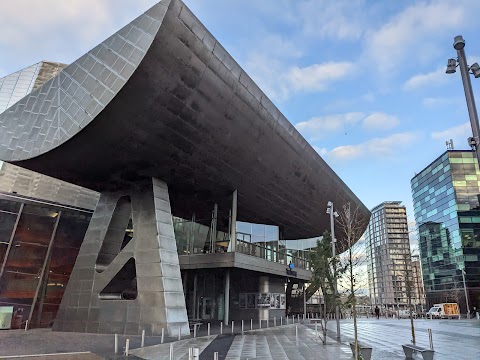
[
  {"left": 411, "top": 150, "right": 480, "bottom": 313},
  {"left": 366, "top": 201, "right": 415, "bottom": 306}
]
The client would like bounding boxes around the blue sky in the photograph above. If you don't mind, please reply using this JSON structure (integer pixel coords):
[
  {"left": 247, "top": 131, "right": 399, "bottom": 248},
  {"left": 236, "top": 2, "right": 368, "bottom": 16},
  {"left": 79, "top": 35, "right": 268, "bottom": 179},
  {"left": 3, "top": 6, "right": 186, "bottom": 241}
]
[{"left": 2, "top": 0, "right": 480, "bottom": 246}]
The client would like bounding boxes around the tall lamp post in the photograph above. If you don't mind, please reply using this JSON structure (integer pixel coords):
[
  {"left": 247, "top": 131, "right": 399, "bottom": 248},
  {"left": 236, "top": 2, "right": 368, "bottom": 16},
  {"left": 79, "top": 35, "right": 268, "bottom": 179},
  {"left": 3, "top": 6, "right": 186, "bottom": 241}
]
[
  {"left": 326, "top": 201, "right": 340, "bottom": 341},
  {"left": 446, "top": 35, "right": 478, "bottom": 320},
  {"left": 461, "top": 268, "right": 471, "bottom": 319},
  {"left": 446, "top": 35, "right": 480, "bottom": 166}
]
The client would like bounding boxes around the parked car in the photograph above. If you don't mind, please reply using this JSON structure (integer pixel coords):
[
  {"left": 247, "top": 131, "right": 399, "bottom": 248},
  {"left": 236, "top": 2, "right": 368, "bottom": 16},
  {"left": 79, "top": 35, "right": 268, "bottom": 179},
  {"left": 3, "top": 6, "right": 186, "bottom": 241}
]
[{"left": 398, "top": 309, "right": 417, "bottom": 319}]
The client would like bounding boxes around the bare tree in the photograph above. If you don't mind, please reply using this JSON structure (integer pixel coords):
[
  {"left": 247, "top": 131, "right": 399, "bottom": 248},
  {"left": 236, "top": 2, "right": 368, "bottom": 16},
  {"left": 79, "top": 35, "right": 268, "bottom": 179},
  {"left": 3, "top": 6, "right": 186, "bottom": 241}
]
[
  {"left": 336, "top": 203, "right": 369, "bottom": 360},
  {"left": 310, "top": 230, "right": 342, "bottom": 345}
]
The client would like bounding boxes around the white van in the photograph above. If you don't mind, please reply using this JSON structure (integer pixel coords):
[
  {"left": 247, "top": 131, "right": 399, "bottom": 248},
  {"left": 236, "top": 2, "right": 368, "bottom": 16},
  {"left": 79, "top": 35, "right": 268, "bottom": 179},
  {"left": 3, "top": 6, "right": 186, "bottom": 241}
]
[
  {"left": 427, "top": 303, "right": 460, "bottom": 319},
  {"left": 398, "top": 309, "right": 417, "bottom": 319}
]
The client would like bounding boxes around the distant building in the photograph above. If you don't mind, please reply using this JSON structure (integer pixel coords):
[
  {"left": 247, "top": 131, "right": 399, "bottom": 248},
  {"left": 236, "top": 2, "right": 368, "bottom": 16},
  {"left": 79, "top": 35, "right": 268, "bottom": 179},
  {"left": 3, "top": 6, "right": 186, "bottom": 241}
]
[
  {"left": 0, "top": 61, "right": 67, "bottom": 114},
  {"left": 0, "top": 61, "right": 99, "bottom": 209},
  {"left": 411, "top": 254, "right": 426, "bottom": 309},
  {"left": 366, "top": 201, "right": 415, "bottom": 306},
  {"left": 411, "top": 150, "right": 480, "bottom": 313}
]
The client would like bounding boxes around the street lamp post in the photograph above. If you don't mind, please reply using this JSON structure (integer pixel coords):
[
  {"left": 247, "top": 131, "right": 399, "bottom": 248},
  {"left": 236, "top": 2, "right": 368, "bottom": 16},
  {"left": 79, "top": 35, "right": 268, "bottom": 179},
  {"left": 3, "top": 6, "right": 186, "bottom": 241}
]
[
  {"left": 446, "top": 35, "right": 480, "bottom": 167},
  {"left": 461, "top": 269, "right": 471, "bottom": 319},
  {"left": 326, "top": 201, "right": 340, "bottom": 341}
]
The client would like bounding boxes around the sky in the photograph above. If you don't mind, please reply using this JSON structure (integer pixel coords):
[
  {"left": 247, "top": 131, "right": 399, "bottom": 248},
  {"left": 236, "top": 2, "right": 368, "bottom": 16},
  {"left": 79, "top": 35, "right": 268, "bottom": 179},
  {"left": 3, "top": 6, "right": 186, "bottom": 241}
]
[{"left": 2, "top": 0, "right": 480, "bottom": 250}]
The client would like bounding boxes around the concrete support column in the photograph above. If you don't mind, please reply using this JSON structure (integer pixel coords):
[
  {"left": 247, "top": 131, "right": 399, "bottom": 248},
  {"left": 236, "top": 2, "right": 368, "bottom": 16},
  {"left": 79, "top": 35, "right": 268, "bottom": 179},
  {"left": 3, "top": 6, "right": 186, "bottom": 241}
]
[
  {"left": 230, "top": 190, "right": 237, "bottom": 252},
  {"left": 259, "top": 276, "right": 269, "bottom": 321},
  {"left": 225, "top": 269, "right": 230, "bottom": 325},
  {"left": 193, "top": 272, "right": 198, "bottom": 319}
]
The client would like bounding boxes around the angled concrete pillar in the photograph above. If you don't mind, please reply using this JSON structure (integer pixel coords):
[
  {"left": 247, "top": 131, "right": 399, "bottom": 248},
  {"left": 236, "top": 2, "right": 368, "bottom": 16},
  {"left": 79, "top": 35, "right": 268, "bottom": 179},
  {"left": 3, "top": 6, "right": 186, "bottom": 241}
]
[{"left": 53, "top": 178, "right": 189, "bottom": 336}]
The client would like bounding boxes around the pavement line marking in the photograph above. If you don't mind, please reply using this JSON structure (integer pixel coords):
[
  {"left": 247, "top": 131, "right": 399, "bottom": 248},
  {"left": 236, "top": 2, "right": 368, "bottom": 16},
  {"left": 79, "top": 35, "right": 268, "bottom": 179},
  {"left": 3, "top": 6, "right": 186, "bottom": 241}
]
[{"left": 1, "top": 351, "right": 91, "bottom": 359}]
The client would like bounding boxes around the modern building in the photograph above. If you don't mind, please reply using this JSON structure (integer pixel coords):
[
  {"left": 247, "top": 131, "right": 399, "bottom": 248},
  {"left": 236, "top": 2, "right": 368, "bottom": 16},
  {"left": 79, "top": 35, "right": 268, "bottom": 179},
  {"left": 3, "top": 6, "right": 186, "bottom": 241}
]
[
  {"left": 411, "top": 150, "right": 480, "bottom": 314},
  {"left": 411, "top": 254, "right": 426, "bottom": 310},
  {"left": 0, "top": 0, "right": 370, "bottom": 336},
  {"left": 365, "top": 201, "right": 416, "bottom": 307},
  {"left": 0, "top": 61, "right": 67, "bottom": 114}
]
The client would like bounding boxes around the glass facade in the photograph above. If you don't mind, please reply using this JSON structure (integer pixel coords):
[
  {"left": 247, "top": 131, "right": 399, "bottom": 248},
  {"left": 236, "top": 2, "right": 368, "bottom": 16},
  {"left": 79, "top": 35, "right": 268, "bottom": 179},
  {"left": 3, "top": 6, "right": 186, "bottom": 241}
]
[
  {"left": 365, "top": 201, "right": 414, "bottom": 305},
  {"left": 411, "top": 150, "right": 480, "bottom": 310},
  {"left": 0, "top": 63, "right": 42, "bottom": 114},
  {"left": 173, "top": 216, "right": 313, "bottom": 270},
  {"left": 0, "top": 192, "right": 92, "bottom": 329}
]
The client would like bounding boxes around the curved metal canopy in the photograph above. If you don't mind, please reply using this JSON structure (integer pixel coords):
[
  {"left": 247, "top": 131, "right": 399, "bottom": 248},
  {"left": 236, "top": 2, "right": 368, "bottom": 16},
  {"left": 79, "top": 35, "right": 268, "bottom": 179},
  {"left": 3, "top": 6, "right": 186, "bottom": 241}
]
[{"left": 0, "top": 0, "right": 370, "bottom": 243}]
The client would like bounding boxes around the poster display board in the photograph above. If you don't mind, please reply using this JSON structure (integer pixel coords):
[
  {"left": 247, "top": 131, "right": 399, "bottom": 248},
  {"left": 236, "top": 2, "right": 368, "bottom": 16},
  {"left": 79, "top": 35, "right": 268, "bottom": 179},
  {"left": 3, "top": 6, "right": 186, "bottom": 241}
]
[
  {"left": 238, "top": 293, "right": 286, "bottom": 309},
  {"left": 0, "top": 306, "right": 14, "bottom": 329}
]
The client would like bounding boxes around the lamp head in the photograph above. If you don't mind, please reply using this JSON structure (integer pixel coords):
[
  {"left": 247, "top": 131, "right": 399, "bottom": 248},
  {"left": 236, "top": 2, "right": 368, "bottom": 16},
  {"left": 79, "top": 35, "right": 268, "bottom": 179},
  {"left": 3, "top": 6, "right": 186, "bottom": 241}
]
[
  {"left": 470, "top": 62, "right": 480, "bottom": 78},
  {"left": 327, "top": 201, "right": 333, "bottom": 207},
  {"left": 453, "top": 35, "right": 465, "bottom": 50},
  {"left": 446, "top": 58, "right": 457, "bottom": 74}
]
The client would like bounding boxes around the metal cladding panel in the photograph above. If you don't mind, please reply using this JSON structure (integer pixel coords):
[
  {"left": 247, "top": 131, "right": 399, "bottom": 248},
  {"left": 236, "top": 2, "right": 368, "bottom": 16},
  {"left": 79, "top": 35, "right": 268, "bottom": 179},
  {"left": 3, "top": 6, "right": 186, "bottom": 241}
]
[{"left": 0, "top": 0, "right": 370, "bottom": 243}]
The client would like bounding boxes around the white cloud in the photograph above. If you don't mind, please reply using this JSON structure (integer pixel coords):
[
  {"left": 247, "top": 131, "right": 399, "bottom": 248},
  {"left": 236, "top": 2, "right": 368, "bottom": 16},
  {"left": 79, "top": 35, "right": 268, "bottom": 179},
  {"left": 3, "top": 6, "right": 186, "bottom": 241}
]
[
  {"left": 246, "top": 57, "right": 354, "bottom": 101},
  {"left": 313, "top": 146, "right": 328, "bottom": 156},
  {"left": 362, "top": 112, "right": 399, "bottom": 131},
  {"left": 298, "top": 0, "right": 367, "bottom": 40},
  {"left": 296, "top": 111, "right": 399, "bottom": 139},
  {"left": 431, "top": 122, "right": 471, "bottom": 143},
  {"left": 296, "top": 112, "right": 364, "bottom": 137},
  {"left": 0, "top": 0, "right": 158, "bottom": 67},
  {"left": 403, "top": 68, "right": 446, "bottom": 91},
  {"left": 422, "top": 97, "right": 460, "bottom": 108},
  {"left": 328, "top": 132, "right": 418, "bottom": 160},
  {"left": 287, "top": 62, "right": 354, "bottom": 92},
  {"left": 365, "top": 1, "right": 468, "bottom": 75}
]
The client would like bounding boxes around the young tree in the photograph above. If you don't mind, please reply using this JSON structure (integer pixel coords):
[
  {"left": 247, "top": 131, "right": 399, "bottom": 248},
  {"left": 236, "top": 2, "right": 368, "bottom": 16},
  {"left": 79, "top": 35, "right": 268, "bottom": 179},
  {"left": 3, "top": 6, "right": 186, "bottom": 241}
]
[
  {"left": 310, "top": 230, "right": 341, "bottom": 345},
  {"left": 336, "top": 203, "right": 369, "bottom": 360}
]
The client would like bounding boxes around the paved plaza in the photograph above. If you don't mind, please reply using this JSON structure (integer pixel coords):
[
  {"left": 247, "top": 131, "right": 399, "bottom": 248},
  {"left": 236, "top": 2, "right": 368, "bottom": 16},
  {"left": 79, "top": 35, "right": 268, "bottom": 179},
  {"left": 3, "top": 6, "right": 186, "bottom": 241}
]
[
  {"left": 0, "top": 318, "right": 479, "bottom": 359},
  {"left": 326, "top": 318, "right": 480, "bottom": 360}
]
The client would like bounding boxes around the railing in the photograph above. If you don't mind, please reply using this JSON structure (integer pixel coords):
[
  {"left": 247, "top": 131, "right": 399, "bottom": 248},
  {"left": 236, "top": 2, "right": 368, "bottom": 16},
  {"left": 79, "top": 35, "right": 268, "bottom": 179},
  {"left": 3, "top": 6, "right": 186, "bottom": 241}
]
[{"left": 236, "top": 239, "right": 310, "bottom": 270}]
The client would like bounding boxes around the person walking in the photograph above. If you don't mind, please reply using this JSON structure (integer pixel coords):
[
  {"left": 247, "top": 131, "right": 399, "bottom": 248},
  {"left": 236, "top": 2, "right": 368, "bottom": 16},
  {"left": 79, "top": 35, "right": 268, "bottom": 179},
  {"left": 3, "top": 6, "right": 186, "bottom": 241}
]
[{"left": 375, "top": 306, "right": 380, "bottom": 319}]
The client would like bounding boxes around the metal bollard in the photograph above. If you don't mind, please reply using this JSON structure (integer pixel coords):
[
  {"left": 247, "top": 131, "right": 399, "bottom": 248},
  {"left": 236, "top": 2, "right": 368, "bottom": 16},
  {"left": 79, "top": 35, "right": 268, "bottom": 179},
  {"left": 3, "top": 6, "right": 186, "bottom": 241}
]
[
  {"left": 178, "top": 327, "right": 181, "bottom": 341},
  {"left": 192, "top": 347, "right": 199, "bottom": 360},
  {"left": 161, "top": 328, "right": 165, "bottom": 344},
  {"left": 250, "top": 318, "right": 253, "bottom": 330},
  {"left": 232, "top": 321, "right": 234, "bottom": 334},
  {"left": 208, "top": 322, "right": 211, "bottom": 336},
  {"left": 141, "top": 329, "right": 145, "bottom": 347},
  {"left": 194, "top": 323, "right": 197, "bottom": 338},
  {"left": 169, "top": 343, "right": 174, "bottom": 360},
  {"left": 25, "top": 320, "right": 28, "bottom": 331},
  {"left": 189, "top": 347, "right": 193, "bottom": 360},
  {"left": 280, "top": 316, "right": 283, "bottom": 326},
  {"left": 125, "top": 339, "right": 130, "bottom": 356},
  {"left": 241, "top": 320, "right": 244, "bottom": 335},
  {"left": 274, "top": 317, "right": 276, "bottom": 326},
  {"left": 267, "top": 319, "right": 269, "bottom": 327},
  {"left": 295, "top": 325, "right": 298, "bottom": 343},
  {"left": 428, "top": 328, "right": 434, "bottom": 350},
  {"left": 259, "top": 319, "right": 262, "bottom": 329},
  {"left": 214, "top": 352, "right": 219, "bottom": 360},
  {"left": 114, "top": 334, "right": 118, "bottom": 353},
  {"left": 220, "top": 321, "right": 223, "bottom": 335}
]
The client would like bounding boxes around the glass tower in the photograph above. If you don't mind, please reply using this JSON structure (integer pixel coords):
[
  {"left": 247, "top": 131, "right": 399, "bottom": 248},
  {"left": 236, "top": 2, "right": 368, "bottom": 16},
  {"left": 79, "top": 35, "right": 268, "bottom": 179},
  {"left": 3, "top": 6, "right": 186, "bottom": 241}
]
[
  {"left": 411, "top": 150, "right": 480, "bottom": 312},
  {"left": 366, "top": 201, "right": 414, "bottom": 306}
]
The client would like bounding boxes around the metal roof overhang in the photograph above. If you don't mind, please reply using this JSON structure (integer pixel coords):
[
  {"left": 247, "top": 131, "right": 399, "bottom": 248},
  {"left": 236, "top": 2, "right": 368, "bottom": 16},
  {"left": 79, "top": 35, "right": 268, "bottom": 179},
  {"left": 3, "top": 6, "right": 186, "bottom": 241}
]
[{"left": 0, "top": 0, "right": 370, "bottom": 245}]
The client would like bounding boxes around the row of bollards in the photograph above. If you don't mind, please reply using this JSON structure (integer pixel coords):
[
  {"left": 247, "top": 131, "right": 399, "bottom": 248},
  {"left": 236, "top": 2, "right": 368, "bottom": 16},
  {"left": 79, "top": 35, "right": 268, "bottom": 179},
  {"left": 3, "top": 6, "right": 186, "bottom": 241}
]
[{"left": 113, "top": 315, "right": 311, "bottom": 356}]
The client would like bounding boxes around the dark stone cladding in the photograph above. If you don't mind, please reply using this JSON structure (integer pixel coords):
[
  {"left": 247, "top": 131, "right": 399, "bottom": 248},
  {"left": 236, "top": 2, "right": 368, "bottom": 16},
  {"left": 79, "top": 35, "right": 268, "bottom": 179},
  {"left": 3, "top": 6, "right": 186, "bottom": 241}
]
[{"left": 0, "top": 0, "right": 370, "bottom": 243}]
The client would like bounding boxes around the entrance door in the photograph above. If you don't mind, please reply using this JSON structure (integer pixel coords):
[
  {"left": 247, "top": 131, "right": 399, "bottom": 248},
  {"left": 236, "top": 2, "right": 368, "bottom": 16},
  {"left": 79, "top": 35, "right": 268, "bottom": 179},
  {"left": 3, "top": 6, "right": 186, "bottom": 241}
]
[{"left": 202, "top": 297, "right": 214, "bottom": 319}]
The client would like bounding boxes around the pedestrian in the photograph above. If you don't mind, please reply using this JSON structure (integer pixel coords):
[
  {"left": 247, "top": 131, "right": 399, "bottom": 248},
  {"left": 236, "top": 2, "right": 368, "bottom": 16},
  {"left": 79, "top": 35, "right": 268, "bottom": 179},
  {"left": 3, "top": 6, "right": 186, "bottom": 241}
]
[{"left": 375, "top": 306, "right": 380, "bottom": 319}]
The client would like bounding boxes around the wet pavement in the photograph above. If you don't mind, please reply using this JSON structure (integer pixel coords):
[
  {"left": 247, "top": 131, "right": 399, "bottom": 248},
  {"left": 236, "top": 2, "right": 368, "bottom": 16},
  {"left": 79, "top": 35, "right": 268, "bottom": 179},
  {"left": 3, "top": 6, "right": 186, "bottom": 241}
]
[
  {"left": 327, "top": 317, "right": 480, "bottom": 360},
  {"left": 1, "top": 318, "right": 478, "bottom": 359}
]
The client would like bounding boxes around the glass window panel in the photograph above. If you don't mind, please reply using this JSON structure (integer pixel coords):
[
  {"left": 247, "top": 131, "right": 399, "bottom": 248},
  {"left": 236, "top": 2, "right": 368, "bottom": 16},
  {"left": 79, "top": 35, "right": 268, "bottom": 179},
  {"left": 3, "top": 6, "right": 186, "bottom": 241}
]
[
  {"left": 0, "top": 211, "right": 17, "bottom": 244},
  {"left": 5, "top": 242, "right": 47, "bottom": 274},
  {"left": 0, "top": 199, "right": 21, "bottom": 213}
]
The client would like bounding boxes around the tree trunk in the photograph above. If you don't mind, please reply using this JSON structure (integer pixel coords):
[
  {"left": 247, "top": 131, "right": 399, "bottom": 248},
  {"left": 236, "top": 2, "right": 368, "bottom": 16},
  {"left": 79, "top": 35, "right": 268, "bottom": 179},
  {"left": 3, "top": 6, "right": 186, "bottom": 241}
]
[{"left": 350, "top": 248, "right": 359, "bottom": 360}]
